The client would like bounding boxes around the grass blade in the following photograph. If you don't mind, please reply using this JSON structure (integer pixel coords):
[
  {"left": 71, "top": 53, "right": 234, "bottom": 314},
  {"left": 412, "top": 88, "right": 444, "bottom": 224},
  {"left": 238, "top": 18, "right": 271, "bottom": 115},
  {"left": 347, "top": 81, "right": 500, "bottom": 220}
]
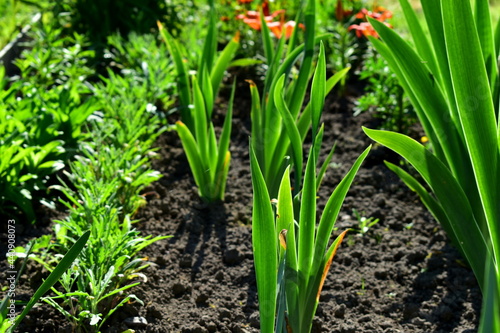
[{"left": 9, "top": 231, "right": 90, "bottom": 332}]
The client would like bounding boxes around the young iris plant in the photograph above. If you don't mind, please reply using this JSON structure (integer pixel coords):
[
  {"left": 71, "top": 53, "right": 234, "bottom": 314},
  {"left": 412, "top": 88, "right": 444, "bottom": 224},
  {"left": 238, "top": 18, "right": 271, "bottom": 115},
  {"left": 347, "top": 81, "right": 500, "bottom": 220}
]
[
  {"left": 363, "top": 0, "right": 500, "bottom": 330},
  {"left": 248, "top": 0, "right": 349, "bottom": 198},
  {"left": 159, "top": 0, "right": 239, "bottom": 202},
  {"left": 250, "top": 8, "right": 371, "bottom": 330}
]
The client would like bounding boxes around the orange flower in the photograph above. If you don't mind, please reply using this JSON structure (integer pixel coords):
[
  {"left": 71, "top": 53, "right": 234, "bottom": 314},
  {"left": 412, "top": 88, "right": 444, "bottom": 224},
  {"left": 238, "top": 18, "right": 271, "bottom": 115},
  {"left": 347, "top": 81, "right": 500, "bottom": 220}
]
[
  {"left": 348, "top": 21, "right": 392, "bottom": 38},
  {"left": 238, "top": 0, "right": 253, "bottom": 3},
  {"left": 354, "top": 7, "right": 393, "bottom": 22},
  {"left": 268, "top": 20, "right": 305, "bottom": 39},
  {"left": 237, "top": 8, "right": 301, "bottom": 38}
]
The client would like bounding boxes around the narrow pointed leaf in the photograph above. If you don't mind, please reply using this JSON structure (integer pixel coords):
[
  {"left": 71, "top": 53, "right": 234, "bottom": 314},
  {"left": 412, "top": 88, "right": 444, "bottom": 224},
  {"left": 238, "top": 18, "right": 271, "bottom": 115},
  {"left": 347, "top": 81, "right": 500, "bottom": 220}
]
[{"left": 250, "top": 144, "right": 277, "bottom": 333}]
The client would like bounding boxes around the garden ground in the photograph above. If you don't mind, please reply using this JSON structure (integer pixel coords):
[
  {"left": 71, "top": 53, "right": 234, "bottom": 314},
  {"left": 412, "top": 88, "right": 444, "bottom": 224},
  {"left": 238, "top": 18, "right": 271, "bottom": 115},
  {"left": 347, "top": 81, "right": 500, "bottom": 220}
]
[{"left": 8, "top": 77, "right": 481, "bottom": 332}]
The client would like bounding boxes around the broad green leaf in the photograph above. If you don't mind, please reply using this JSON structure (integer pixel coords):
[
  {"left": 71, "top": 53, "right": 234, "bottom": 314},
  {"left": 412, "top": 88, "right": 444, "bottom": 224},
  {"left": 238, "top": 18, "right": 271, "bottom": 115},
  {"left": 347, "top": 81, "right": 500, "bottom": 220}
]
[
  {"left": 176, "top": 121, "right": 209, "bottom": 197},
  {"left": 199, "top": 5, "right": 217, "bottom": 80},
  {"left": 474, "top": 0, "right": 497, "bottom": 91},
  {"left": 192, "top": 77, "right": 209, "bottom": 163},
  {"left": 249, "top": 144, "right": 277, "bottom": 333},
  {"left": 442, "top": 0, "right": 500, "bottom": 261},
  {"left": 277, "top": 167, "right": 294, "bottom": 249},
  {"left": 310, "top": 42, "right": 326, "bottom": 138},
  {"left": 368, "top": 36, "right": 446, "bottom": 162},
  {"left": 248, "top": 80, "right": 264, "bottom": 167},
  {"left": 274, "top": 75, "right": 303, "bottom": 191},
  {"left": 478, "top": 257, "right": 500, "bottom": 332},
  {"left": 201, "top": 66, "right": 214, "bottom": 118},
  {"left": 363, "top": 128, "right": 491, "bottom": 287},
  {"left": 214, "top": 82, "right": 235, "bottom": 199},
  {"left": 399, "top": 0, "right": 438, "bottom": 75},
  {"left": 211, "top": 32, "right": 240, "bottom": 98},
  {"left": 297, "top": 146, "right": 317, "bottom": 295},
  {"left": 158, "top": 21, "right": 192, "bottom": 129},
  {"left": 260, "top": 7, "right": 274, "bottom": 64},
  {"left": 369, "top": 18, "right": 466, "bottom": 180},
  {"left": 420, "top": 0, "right": 460, "bottom": 129}
]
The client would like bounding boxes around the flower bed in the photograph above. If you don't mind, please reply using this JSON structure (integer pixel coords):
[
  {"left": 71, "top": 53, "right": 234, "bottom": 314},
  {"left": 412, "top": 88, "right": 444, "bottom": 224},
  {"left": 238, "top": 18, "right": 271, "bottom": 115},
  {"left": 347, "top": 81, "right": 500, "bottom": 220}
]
[{"left": 0, "top": 0, "right": 495, "bottom": 332}]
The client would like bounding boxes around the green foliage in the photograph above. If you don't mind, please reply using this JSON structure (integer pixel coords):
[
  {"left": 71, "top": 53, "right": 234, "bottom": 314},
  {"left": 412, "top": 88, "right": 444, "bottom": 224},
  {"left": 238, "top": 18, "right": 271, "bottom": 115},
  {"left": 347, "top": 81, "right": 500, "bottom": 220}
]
[
  {"left": 0, "top": 231, "right": 90, "bottom": 333},
  {"left": 0, "top": 59, "right": 95, "bottom": 221},
  {"left": 0, "top": 0, "right": 39, "bottom": 49},
  {"left": 159, "top": 4, "right": 239, "bottom": 202},
  {"left": 42, "top": 69, "right": 169, "bottom": 330},
  {"left": 355, "top": 48, "right": 416, "bottom": 133},
  {"left": 45, "top": 0, "right": 184, "bottom": 48},
  {"left": 250, "top": 3, "right": 371, "bottom": 329},
  {"left": 251, "top": 112, "right": 370, "bottom": 332},
  {"left": 104, "top": 32, "right": 176, "bottom": 111},
  {"left": 159, "top": 4, "right": 240, "bottom": 132},
  {"left": 14, "top": 23, "right": 95, "bottom": 92},
  {"left": 352, "top": 208, "right": 380, "bottom": 235},
  {"left": 176, "top": 82, "right": 235, "bottom": 202},
  {"left": 248, "top": 0, "right": 348, "bottom": 198},
  {"left": 364, "top": 0, "right": 500, "bottom": 330}
]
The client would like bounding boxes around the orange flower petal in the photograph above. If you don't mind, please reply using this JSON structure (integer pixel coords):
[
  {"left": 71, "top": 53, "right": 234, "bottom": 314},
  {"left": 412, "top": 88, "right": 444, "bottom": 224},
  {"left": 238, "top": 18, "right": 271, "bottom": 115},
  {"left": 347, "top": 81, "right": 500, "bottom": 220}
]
[
  {"left": 267, "top": 21, "right": 282, "bottom": 38},
  {"left": 243, "top": 17, "right": 262, "bottom": 30}
]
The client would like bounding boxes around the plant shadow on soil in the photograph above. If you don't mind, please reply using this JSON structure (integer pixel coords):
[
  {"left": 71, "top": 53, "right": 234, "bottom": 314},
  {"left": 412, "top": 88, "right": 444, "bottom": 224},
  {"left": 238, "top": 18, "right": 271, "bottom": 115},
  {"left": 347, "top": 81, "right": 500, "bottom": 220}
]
[{"left": 1, "top": 77, "right": 481, "bottom": 333}]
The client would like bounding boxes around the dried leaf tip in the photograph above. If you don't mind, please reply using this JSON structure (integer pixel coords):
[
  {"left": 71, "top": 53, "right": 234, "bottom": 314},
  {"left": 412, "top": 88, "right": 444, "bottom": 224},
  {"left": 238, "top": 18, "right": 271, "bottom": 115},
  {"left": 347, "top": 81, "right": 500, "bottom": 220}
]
[{"left": 279, "top": 229, "right": 287, "bottom": 250}]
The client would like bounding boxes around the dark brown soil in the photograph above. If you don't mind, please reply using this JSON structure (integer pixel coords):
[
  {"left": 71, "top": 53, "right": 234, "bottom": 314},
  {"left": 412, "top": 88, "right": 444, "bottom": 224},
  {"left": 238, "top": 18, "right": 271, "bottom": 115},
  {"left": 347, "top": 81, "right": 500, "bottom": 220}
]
[{"left": 2, "top": 82, "right": 481, "bottom": 332}]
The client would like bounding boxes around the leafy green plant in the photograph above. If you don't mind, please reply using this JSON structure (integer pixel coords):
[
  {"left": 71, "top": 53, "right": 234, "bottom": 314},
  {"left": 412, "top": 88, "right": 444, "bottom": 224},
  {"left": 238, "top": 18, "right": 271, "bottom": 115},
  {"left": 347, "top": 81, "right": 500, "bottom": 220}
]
[
  {"left": 352, "top": 208, "right": 380, "bottom": 235},
  {"left": 44, "top": 135, "right": 167, "bottom": 330},
  {"left": 0, "top": 61, "right": 96, "bottom": 221},
  {"left": 248, "top": 0, "right": 350, "bottom": 198},
  {"left": 158, "top": 0, "right": 240, "bottom": 132},
  {"left": 15, "top": 23, "right": 95, "bottom": 91},
  {"left": 158, "top": 0, "right": 241, "bottom": 202},
  {"left": 251, "top": 144, "right": 369, "bottom": 332},
  {"left": 0, "top": 231, "right": 90, "bottom": 333},
  {"left": 354, "top": 48, "right": 416, "bottom": 133},
  {"left": 0, "top": 0, "right": 38, "bottom": 50},
  {"left": 363, "top": 0, "right": 500, "bottom": 330},
  {"left": 176, "top": 81, "right": 235, "bottom": 202},
  {"left": 105, "top": 32, "right": 176, "bottom": 110},
  {"left": 250, "top": 3, "right": 371, "bottom": 328},
  {"left": 43, "top": 212, "right": 167, "bottom": 332}
]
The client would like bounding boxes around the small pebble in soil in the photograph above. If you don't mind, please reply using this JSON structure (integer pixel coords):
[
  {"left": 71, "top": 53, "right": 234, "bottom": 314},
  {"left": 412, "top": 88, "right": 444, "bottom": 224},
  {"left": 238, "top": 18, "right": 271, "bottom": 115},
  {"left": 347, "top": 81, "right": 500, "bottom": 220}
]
[
  {"left": 172, "top": 281, "right": 190, "bottom": 296},
  {"left": 123, "top": 316, "right": 148, "bottom": 328},
  {"left": 218, "top": 307, "right": 232, "bottom": 320},
  {"left": 223, "top": 247, "right": 244, "bottom": 265},
  {"left": 248, "top": 312, "right": 260, "bottom": 328},
  {"left": 403, "top": 303, "right": 420, "bottom": 320},
  {"left": 180, "top": 254, "right": 193, "bottom": 268},
  {"left": 147, "top": 306, "right": 162, "bottom": 319},
  {"left": 334, "top": 303, "right": 346, "bottom": 318}
]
